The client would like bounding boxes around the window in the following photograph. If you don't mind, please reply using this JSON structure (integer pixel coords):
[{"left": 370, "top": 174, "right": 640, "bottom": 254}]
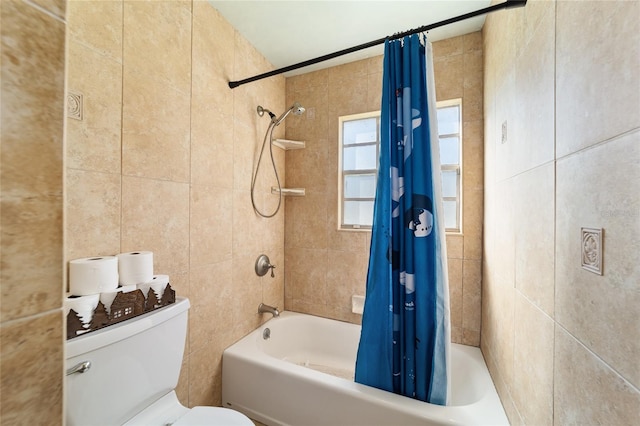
[
  {"left": 437, "top": 99, "right": 462, "bottom": 233},
  {"left": 338, "top": 100, "right": 462, "bottom": 232},
  {"left": 338, "top": 112, "right": 380, "bottom": 230}
]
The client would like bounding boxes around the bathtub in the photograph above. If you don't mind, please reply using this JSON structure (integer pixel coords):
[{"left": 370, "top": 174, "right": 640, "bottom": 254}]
[{"left": 222, "top": 311, "right": 508, "bottom": 426}]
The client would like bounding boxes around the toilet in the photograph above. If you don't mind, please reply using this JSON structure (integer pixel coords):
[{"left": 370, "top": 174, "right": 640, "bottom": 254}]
[{"left": 65, "top": 297, "right": 253, "bottom": 426}]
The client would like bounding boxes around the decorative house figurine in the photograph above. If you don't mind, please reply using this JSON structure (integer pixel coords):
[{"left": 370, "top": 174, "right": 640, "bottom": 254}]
[{"left": 66, "top": 284, "right": 177, "bottom": 339}]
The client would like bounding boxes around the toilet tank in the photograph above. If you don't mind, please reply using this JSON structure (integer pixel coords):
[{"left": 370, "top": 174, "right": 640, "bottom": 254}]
[{"left": 65, "top": 297, "right": 190, "bottom": 426}]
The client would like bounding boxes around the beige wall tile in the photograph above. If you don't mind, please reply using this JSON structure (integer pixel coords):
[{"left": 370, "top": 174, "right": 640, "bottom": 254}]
[
  {"left": 554, "top": 327, "right": 640, "bottom": 425},
  {"left": 66, "top": 40, "right": 122, "bottom": 173},
  {"left": 463, "top": 32, "right": 482, "bottom": 53},
  {"left": 190, "top": 116, "right": 234, "bottom": 188},
  {"left": 121, "top": 177, "right": 190, "bottom": 274},
  {"left": 192, "top": 1, "right": 234, "bottom": 119},
  {"left": 233, "top": 121, "right": 261, "bottom": 192},
  {"left": 65, "top": 169, "right": 121, "bottom": 263},
  {"left": 1, "top": 0, "right": 65, "bottom": 321},
  {"left": 123, "top": 0, "right": 191, "bottom": 95},
  {"left": 513, "top": 5, "right": 555, "bottom": 175},
  {"left": 433, "top": 54, "right": 464, "bottom": 101},
  {"left": 190, "top": 185, "right": 233, "bottom": 267},
  {"left": 231, "top": 253, "right": 263, "bottom": 333},
  {"left": 1, "top": 0, "right": 65, "bottom": 200},
  {"left": 446, "top": 234, "right": 463, "bottom": 259},
  {"left": 462, "top": 260, "right": 482, "bottom": 332},
  {"left": 67, "top": 0, "right": 122, "bottom": 62},
  {"left": 513, "top": 294, "right": 554, "bottom": 426},
  {"left": 462, "top": 120, "right": 484, "bottom": 192},
  {"left": 433, "top": 35, "right": 463, "bottom": 58},
  {"left": 555, "top": 132, "right": 640, "bottom": 387},
  {"left": 556, "top": 0, "right": 640, "bottom": 157},
  {"left": 448, "top": 258, "right": 463, "bottom": 329},
  {"left": 0, "top": 311, "right": 63, "bottom": 425},
  {"left": 284, "top": 248, "right": 328, "bottom": 304},
  {"left": 232, "top": 190, "right": 265, "bottom": 255},
  {"left": 1, "top": 194, "right": 64, "bottom": 321},
  {"left": 325, "top": 250, "right": 368, "bottom": 314},
  {"left": 285, "top": 194, "right": 328, "bottom": 250},
  {"left": 513, "top": 162, "right": 555, "bottom": 316},
  {"left": 188, "top": 339, "right": 222, "bottom": 407},
  {"left": 189, "top": 260, "right": 233, "bottom": 354},
  {"left": 122, "top": 71, "right": 191, "bottom": 182}
]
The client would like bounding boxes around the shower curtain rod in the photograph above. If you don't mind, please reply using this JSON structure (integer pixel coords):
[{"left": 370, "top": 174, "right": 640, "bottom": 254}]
[{"left": 228, "top": 0, "right": 527, "bottom": 89}]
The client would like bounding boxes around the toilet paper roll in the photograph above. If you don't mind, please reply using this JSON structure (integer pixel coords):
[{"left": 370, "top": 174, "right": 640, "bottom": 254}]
[
  {"left": 69, "top": 256, "right": 119, "bottom": 296},
  {"left": 64, "top": 293, "right": 100, "bottom": 325},
  {"left": 149, "top": 274, "right": 169, "bottom": 299},
  {"left": 119, "top": 284, "right": 137, "bottom": 293},
  {"left": 99, "top": 288, "right": 122, "bottom": 314},
  {"left": 136, "top": 282, "right": 152, "bottom": 298},
  {"left": 117, "top": 251, "right": 153, "bottom": 286}
]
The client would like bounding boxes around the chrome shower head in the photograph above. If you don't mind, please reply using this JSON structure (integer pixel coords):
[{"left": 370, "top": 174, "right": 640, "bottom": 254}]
[
  {"left": 273, "top": 102, "right": 305, "bottom": 126},
  {"left": 257, "top": 105, "right": 276, "bottom": 120},
  {"left": 291, "top": 102, "right": 305, "bottom": 116}
]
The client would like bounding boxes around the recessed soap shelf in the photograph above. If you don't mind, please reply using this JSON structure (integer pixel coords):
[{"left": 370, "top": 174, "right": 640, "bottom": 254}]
[
  {"left": 272, "top": 139, "right": 305, "bottom": 150},
  {"left": 272, "top": 187, "right": 305, "bottom": 196}
]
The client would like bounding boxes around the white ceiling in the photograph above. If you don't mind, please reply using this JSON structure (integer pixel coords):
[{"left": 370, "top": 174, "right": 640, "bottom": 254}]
[{"left": 209, "top": 0, "right": 491, "bottom": 79}]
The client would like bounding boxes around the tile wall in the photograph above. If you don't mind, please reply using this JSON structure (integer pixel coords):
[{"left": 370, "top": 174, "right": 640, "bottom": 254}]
[
  {"left": 283, "top": 32, "right": 485, "bottom": 346},
  {"left": 65, "top": 0, "right": 285, "bottom": 408},
  {"left": 0, "top": 0, "right": 66, "bottom": 424},
  {"left": 482, "top": 0, "right": 640, "bottom": 423}
]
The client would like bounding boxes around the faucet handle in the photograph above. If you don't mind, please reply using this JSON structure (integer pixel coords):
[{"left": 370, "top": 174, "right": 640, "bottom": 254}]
[{"left": 269, "top": 264, "right": 276, "bottom": 278}]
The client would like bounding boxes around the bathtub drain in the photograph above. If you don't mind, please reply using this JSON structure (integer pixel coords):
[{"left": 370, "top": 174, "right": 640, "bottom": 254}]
[{"left": 263, "top": 328, "right": 271, "bottom": 340}]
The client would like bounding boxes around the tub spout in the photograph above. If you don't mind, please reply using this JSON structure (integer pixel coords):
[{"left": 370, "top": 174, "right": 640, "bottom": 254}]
[{"left": 258, "top": 303, "right": 279, "bottom": 318}]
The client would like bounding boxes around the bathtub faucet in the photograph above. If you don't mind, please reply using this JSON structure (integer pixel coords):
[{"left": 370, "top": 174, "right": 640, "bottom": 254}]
[{"left": 258, "top": 303, "right": 280, "bottom": 318}]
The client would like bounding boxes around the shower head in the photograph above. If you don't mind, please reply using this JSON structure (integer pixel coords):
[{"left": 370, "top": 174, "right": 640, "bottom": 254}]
[
  {"left": 291, "top": 102, "right": 305, "bottom": 116},
  {"left": 273, "top": 102, "right": 305, "bottom": 126},
  {"left": 257, "top": 105, "right": 276, "bottom": 120}
]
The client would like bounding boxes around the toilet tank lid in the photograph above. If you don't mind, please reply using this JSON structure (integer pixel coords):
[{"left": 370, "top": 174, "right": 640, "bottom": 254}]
[{"left": 66, "top": 297, "right": 190, "bottom": 358}]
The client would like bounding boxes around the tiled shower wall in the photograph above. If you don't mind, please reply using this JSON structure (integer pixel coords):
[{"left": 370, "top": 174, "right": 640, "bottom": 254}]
[
  {"left": 1, "top": 0, "right": 66, "bottom": 424},
  {"left": 482, "top": 1, "right": 639, "bottom": 424},
  {"left": 65, "top": 0, "right": 285, "bottom": 408},
  {"left": 283, "top": 33, "right": 485, "bottom": 346}
]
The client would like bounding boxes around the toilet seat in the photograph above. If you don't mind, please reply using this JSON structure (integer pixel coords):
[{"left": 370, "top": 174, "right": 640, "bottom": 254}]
[
  {"left": 173, "top": 406, "right": 253, "bottom": 425},
  {"left": 123, "top": 391, "right": 253, "bottom": 426}
]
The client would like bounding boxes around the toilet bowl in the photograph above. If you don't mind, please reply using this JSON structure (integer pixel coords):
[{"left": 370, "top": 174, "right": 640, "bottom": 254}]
[{"left": 65, "top": 297, "right": 252, "bottom": 425}]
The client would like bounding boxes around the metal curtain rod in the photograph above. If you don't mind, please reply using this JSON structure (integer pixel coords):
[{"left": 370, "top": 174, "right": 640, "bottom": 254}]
[{"left": 228, "top": 0, "right": 527, "bottom": 89}]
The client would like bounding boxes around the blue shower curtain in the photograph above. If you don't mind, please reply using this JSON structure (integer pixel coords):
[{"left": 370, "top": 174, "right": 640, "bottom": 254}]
[{"left": 355, "top": 34, "right": 450, "bottom": 406}]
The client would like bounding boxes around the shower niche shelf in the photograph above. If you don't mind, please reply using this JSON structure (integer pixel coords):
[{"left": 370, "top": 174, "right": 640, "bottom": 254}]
[
  {"left": 272, "top": 187, "right": 305, "bottom": 197},
  {"left": 273, "top": 139, "right": 305, "bottom": 150}
]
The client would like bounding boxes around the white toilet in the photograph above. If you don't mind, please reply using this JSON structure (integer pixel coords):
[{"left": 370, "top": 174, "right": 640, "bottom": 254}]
[{"left": 65, "top": 297, "right": 253, "bottom": 426}]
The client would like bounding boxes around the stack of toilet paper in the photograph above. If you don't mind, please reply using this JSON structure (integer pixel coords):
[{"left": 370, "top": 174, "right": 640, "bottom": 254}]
[{"left": 65, "top": 251, "right": 170, "bottom": 333}]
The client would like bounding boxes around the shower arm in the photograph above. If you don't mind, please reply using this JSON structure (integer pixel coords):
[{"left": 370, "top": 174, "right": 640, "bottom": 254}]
[{"left": 228, "top": 0, "right": 527, "bottom": 89}]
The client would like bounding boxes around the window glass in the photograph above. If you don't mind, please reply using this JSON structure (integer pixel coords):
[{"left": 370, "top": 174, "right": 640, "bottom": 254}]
[
  {"left": 343, "top": 144, "right": 378, "bottom": 171},
  {"left": 441, "top": 170, "right": 458, "bottom": 198},
  {"left": 443, "top": 200, "right": 457, "bottom": 230},
  {"left": 437, "top": 106, "right": 460, "bottom": 135},
  {"left": 439, "top": 136, "right": 460, "bottom": 165},
  {"left": 343, "top": 118, "right": 378, "bottom": 145},
  {"left": 344, "top": 201, "right": 374, "bottom": 227},
  {"left": 344, "top": 174, "right": 376, "bottom": 199}
]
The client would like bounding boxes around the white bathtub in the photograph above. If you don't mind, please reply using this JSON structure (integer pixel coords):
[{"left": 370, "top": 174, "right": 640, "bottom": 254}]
[{"left": 222, "top": 312, "right": 508, "bottom": 426}]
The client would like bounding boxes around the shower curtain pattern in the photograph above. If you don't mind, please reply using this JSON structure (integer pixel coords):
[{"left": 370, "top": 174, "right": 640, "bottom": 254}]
[{"left": 355, "top": 34, "right": 450, "bottom": 405}]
